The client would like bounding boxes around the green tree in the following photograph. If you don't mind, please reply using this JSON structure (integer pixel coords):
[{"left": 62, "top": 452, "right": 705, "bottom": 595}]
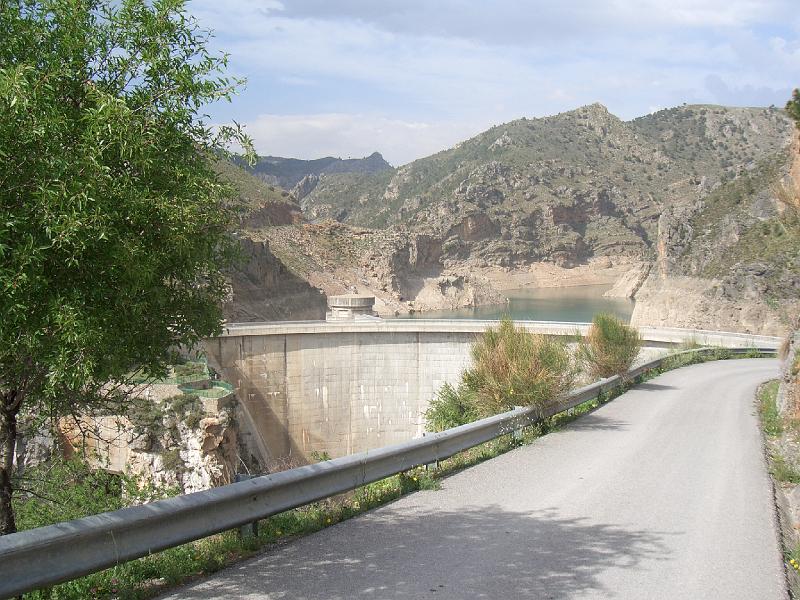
[
  {"left": 0, "top": 0, "right": 252, "bottom": 534},
  {"left": 787, "top": 89, "right": 800, "bottom": 128}
]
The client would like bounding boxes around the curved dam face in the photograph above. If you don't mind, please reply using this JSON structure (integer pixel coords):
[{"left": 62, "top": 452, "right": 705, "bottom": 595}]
[{"left": 204, "top": 320, "right": 778, "bottom": 468}]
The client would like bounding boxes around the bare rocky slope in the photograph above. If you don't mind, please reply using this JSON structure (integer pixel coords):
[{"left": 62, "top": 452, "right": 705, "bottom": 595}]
[
  {"left": 631, "top": 146, "right": 800, "bottom": 333},
  {"left": 224, "top": 104, "right": 799, "bottom": 334}
]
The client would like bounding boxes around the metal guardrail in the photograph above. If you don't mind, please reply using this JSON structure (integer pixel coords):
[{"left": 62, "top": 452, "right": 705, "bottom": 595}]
[{"left": 0, "top": 347, "right": 775, "bottom": 598}]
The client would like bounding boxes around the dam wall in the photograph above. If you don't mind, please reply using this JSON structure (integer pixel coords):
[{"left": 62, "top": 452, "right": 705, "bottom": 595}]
[{"left": 204, "top": 320, "right": 779, "bottom": 467}]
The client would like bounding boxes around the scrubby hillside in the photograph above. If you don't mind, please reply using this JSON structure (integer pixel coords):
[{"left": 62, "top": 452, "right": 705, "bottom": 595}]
[
  {"left": 214, "top": 161, "right": 327, "bottom": 321},
  {"left": 301, "top": 105, "right": 792, "bottom": 271}
]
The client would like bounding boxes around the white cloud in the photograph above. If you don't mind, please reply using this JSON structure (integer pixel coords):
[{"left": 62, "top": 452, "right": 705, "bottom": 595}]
[
  {"left": 244, "top": 113, "right": 486, "bottom": 165},
  {"left": 192, "top": 0, "right": 800, "bottom": 162}
]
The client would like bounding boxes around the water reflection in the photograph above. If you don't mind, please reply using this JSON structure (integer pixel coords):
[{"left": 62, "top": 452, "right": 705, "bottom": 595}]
[{"left": 400, "top": 284, "right": 634, "bottom": 323}]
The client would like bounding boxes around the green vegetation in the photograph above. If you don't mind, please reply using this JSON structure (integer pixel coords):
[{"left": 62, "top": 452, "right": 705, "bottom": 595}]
[
  {"left": 425, "top": 319, "right": 574, "bottom": 430},
  {"left": 672, "top": 151, "right": 800, "bottom": 304},
  {"left": 0, "top": 0, "right": 252, "bottom": 534},
  {"left": 758, "top": 379, "right": 800, "bottom": 482},
  {"left": 301, "top": 104, "right": 790, "bottom": 238},
  {"left": 213, "top": 159, "right": 292, "bottom": 215},
  {"left": 13, "top": 458, "right": 176, "bottom": 534},
  {"left": 467, "top": 319, "right": 574, "bottom": 417},
  {"left": 425, "top": 383, "right": 479, "bottom": 432},
  {"left": 771, "top": 455, "right": 800, "bottom": 484},
  {"left": 787, "top": 89, "right": 800, "bottom": 128},
  {"left": 759, "top": 381, "right": 783, "bottom": 437},
  {"left": 786, "top": 549, "right": 800, "bottom": 597},
  {"left": 122, "top": 393, "right": 205, "bottom": 446},
  {"left": 576, "top": 313, "right": 642, "bottom": 379}
]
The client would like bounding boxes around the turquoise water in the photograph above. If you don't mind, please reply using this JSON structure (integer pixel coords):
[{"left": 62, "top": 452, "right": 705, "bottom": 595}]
[{"left": 400, "top": 285, "right": 635, "bottom": 323}]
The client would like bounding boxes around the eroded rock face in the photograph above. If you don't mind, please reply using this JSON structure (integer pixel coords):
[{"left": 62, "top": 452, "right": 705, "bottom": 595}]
[
  {"left": 291, "top": 174, "right": 319, "bottom": 201},
  {"left": 224, "top": 236, "right": 327, "bottom": 322},
  {"left": 631, "top": 275, "right": 791, "bottom": 335},
  {"left": 58, "top": 393, "right": 239, "bottom": 494},
  {"left": 240, "top": 200, "right": 302, "bottom": 229},
  {"left": 631, "top": 132, "right": 800, "bottom": 335}
]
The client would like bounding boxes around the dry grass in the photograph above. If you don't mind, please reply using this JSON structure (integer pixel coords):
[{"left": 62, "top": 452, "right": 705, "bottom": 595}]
[
  {"left": 576, "top": 313, "right": 642, "bottom": 379},
  {"left": 464, "top": 319, "right": 575, "bottom": 418},
  {"left": 774, "top": 180, "right": 800, "bottom": 225}
]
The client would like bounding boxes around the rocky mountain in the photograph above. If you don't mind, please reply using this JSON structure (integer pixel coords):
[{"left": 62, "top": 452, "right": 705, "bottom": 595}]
[
  {"left": 221, "top": 104, "right": 799, "bottom": 334},
  {"left": 238, "top": 151, "right": 392, "bottom": 193},
  {"left": 630, "top": 139, "right": 800, "bottom": 333},
  {"left": 301, "top": 104, "right": 791, "bottom": 268},
  {"left": 213, "top": 161, "right": 327, "bottom": 322}
]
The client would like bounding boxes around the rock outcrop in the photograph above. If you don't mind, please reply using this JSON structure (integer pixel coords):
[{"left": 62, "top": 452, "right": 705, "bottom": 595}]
[
  {"left": 59, "top": 388, "right": 239, "bottom": 494},
  {"left": 224, "top": 236, "right": 327, "bottom": 322},
  {"left": 630, "top": 134, "right": 800, "bottom": 335}
]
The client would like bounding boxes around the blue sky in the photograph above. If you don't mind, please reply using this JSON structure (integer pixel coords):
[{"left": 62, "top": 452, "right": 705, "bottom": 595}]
[{"left": 192, "top": 0, "right": 800, "bottom": 165}]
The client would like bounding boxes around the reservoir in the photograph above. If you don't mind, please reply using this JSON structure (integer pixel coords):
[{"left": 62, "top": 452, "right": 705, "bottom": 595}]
[{"left": 401, "top": 284, "right": 635, "bottom": 323}]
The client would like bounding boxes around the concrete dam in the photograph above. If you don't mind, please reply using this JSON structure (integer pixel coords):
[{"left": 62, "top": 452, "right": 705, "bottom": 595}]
[{"left": 204, "top": 317, "right": 779, "bottom": 468}]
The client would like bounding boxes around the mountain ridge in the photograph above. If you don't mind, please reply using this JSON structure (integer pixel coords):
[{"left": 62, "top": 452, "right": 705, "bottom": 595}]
[
  {"left": 239, "top": 151, "right": 392, "bottom": 191},
  {"left": 221, "top": 102, "right": 798, "bottom": 334}
]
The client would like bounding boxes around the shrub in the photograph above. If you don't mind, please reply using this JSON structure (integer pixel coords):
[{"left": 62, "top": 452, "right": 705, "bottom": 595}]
[
  {"left": 771, "top": 454, "right": 800, "bottom": 484},
  {"left": 577, "top": 313, "right": 642, "bottom": 379},
  {"left": 710, "top": 347, "right": 733, "bottom": 361},
  {"left": 425, "top": 320, "right": 575, "bottom": 430},
  {"left": 759, "top": 380, "right": 782, "bottom": 437},
  {"left": 678, "top": 336, "right": 703, "bottom": 351},
  {"left": 463, "top": 319, "right": 575, "bottom": 418},
  {"left": 424, "top": 383, "right": 479, "bottom": 432}
]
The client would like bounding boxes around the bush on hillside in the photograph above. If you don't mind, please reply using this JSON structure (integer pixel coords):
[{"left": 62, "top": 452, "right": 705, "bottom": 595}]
[
  {"left": 13, "top": 457, "right": 175, "bottom": 532},
  {"left": 577, "top": 313, "right": 642, "bottom": 379}
]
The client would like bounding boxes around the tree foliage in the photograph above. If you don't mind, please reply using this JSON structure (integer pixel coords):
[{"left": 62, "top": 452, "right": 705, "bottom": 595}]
[
  {"left": 787, "top": 89, "right": 800, "bottom": 129},
  {"left": 0, "top": 0, "right": 252, "bottom": 534}
]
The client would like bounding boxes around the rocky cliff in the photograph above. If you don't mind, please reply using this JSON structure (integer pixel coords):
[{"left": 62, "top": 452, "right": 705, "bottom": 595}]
[
  {"left": 15, "top": 384, "right": 240, "bottom": 495},
  {"left": 300, "top": 105, "right": 791, "bottom": 270},
  {"left": 631, "top": 139, "right": 800, "bottom": 335}
]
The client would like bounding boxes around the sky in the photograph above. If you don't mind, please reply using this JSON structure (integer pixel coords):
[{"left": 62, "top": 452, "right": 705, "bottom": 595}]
[{"left": 191, "top": 0, "right": 800, "bottom": 166}]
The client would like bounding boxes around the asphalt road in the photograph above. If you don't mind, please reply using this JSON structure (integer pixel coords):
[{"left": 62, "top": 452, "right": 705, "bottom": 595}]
[{"left": 163, "top": 359, "right": 786, "bottom": 600}]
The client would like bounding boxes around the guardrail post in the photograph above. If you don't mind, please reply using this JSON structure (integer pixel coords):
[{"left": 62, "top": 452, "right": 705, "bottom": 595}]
[
  {"left": 234, "top": 474, "right": 259, "bottom": 538},
  {"left": 421, "top": 433, "right": 439, "bottom": 470},
  {"left": 512, "top": 407, "right": 524, "bottom": 442}
]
